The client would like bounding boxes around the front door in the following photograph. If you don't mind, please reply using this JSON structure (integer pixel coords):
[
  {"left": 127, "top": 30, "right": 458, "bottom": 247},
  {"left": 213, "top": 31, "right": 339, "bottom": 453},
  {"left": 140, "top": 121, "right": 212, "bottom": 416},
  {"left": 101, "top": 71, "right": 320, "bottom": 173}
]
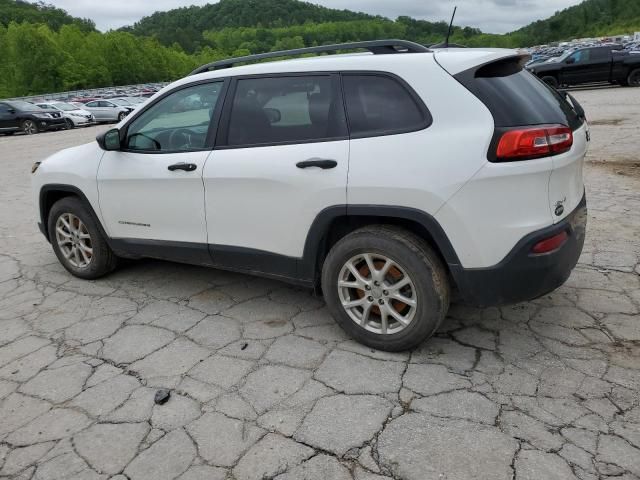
[
  {"left": 561, "top": 49, "right": 593, "bottom": 85},
  {"left": 97, "top": 80, "right": 226, "bottom": 263},
  {"left": 203, "top": 74, "right": 349, "bottom": 278}
]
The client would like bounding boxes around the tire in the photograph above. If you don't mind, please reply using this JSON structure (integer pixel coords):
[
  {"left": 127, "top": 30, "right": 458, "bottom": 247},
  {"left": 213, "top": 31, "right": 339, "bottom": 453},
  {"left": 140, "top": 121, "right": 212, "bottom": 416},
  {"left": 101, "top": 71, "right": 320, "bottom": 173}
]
[
  {"left": 321, "top": 225, "right": 450, "bottom": 351},
  {"left": 541, "top": 76, "right": 558, "bottom": 88},
  {"left": 21, "top": 119, "right": 38, "bottom": 135},
  {"left": 627, "top": 68, "right": 640, "bottom": 87},
  {"left": 64, "top": 118, "right": 74, "bottom": 129},
  {"left": 47, "top": 197, "right": 118, "bottom": 280},
  {"left": 118, "top": 112, "right": 127, "bottom": 121}
]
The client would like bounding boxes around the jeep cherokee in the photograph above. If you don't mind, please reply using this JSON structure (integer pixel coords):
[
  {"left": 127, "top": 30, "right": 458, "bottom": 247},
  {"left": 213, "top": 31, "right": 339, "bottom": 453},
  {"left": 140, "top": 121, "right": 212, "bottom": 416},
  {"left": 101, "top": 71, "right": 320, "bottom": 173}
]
[{"left": 31, "top": 40, "right": 588, "bottom": 351}]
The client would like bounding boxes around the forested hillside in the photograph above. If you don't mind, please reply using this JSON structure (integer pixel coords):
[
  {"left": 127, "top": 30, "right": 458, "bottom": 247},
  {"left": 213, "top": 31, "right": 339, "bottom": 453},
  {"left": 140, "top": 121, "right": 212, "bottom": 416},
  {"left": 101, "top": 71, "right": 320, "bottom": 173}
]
[
  {"left": 0, "top": 0, "right": 94, "bottom": 31},
  {"left": 511, "top": 0, "right": 640, "bottom": 44},
  {"left": 1, "top": 0, "right": 639, "bottom": 97},
  {"left": 122, "top": 0, "right": 379, "bottom": 52}
]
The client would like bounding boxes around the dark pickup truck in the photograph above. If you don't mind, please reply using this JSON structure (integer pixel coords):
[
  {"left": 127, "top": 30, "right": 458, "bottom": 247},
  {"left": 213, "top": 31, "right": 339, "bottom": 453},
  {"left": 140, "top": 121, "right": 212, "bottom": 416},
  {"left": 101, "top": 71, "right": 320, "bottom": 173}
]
[{"left": 527, "top": 46, "right": 640, "bottom": 88}]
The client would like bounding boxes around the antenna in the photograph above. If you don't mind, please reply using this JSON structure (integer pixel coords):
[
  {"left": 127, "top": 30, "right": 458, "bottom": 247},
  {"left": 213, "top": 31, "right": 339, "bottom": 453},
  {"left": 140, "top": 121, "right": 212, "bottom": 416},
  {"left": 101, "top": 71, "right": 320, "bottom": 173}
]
[{"left": 444, "top": 6, "right": 457, "bottom": 48}]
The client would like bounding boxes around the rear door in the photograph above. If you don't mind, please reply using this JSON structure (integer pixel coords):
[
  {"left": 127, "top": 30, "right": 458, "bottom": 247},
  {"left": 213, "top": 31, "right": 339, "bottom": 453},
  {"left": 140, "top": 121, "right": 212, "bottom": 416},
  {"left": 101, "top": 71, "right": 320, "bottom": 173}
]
[
  {"left": 203, "top": 74, "right": 349, "bottom": 277},
  {"left": 585, "top": 48, "right": 613, "bottom": 82}
]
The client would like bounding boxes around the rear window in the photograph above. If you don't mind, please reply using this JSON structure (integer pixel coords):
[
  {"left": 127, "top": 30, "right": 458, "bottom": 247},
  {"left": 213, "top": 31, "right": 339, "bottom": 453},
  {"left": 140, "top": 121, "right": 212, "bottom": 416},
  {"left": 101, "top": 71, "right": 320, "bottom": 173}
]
[
  {"left": 342, "top": 74, "right": 430, "bottom": 138},
  {"left": 455, "top": 58, "right": 583, "bottom": 130}
]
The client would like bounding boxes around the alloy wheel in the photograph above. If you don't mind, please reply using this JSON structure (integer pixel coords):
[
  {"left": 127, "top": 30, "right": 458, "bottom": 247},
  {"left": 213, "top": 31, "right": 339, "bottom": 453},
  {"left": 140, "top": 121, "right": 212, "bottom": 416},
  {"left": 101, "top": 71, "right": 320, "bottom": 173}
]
[
  {"left": 630, "top": 70, "right": 640, "bottom": 87},
  {"left": 55, "top": 213, "right": 93, "bottom": 269},
  {"left": 23, "top": 120, "right": 37, "bottom": 135},
  {"left": 337, "top": 253, "right": 417, "bottom": 334}
]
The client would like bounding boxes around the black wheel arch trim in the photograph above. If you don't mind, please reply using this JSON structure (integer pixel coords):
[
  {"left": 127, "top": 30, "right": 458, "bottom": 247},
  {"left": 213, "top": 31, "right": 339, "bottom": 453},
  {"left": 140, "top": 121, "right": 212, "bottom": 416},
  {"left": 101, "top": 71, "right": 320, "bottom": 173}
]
[
  {"left": 39, "top": 184, "right": 109, "bottom": 245},
  {"left": 299, "top": 204, "right": 462, "bottom": 281}
]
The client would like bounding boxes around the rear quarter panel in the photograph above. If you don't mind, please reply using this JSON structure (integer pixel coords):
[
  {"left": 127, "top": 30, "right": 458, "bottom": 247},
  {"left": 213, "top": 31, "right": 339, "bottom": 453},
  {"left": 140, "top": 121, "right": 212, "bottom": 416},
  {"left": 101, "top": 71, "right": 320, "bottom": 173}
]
[{"left": 346, "top": 55, "right": 495, "bottom": 221}]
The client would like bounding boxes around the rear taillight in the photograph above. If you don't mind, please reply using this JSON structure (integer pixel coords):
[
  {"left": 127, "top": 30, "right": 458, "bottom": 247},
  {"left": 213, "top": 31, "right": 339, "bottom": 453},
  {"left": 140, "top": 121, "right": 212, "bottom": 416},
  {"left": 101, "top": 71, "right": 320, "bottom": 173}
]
[{"left": 495, "top": 124, "right": 573, "bottom": 162}]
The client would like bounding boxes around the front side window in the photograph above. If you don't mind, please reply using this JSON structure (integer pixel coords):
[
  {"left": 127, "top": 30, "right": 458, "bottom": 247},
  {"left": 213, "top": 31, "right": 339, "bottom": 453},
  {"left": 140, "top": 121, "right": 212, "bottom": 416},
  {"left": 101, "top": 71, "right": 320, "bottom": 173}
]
[
  {"left": 225, "top": 75, "right": 346, "bottom": 147},
  {"left": 569, "top": 49, "right": 590, "bottom": 64},
  {"left": 85, "top": 101, "right": 99, "bottom": 108},
  {"left": 342, "top": 74, "right": 429, "bottom": 137},
  {"left": 125, "top": 81, "right": 223, "bottom": 152}
]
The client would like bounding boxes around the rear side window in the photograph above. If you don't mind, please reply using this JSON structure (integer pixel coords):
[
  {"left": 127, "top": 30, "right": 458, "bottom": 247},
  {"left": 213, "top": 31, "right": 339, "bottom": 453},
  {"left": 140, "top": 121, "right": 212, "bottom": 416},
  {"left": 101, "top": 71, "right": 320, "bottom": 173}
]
[
  {"left": 224, "top": 75, "right": 347, "bottom": 147},
  {"left": 342, "top": 74, "right": 430, "bottom": 138},
  {"left": 455, "top": 58, "right": 583, "bottom": 130},
  {"left": 590, "top": 48, "right": 611, "bottom": 61}
]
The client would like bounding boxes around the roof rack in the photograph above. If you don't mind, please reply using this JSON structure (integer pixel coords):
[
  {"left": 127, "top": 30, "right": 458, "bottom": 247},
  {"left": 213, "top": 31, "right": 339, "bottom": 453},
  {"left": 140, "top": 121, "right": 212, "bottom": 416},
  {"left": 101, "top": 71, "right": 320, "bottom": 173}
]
[{"left": 189, "top": 39, "right": 430, "bottom": 76}]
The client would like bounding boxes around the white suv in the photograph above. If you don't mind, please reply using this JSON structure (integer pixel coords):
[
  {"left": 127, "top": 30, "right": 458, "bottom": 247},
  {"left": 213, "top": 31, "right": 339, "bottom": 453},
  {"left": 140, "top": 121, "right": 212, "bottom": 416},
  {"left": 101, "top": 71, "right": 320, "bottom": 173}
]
[{"left": 31, "top": 40, "right": 588, "bottom": 351}]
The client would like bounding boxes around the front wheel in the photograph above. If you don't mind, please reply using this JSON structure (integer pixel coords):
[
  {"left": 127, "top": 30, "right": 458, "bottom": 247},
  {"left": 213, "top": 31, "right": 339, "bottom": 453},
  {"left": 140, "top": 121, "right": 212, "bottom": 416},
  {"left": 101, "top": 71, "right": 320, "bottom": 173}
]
[
  {"left": 22, "top": 120, "right": 38, "bottom": 135},
  {"left": 118, "top": 112, "right": 127, "bottom": 121},
  {"left": 48, "top": 197, "right": 118, "bottom": 280},
  {"left": 64, "top": 118, "right": 74, "bottom": 129},
  {"left": 321, "top": 226, "right": 450, "bottom": 351},
  {"left": 627, "top": 68, "right": 640, "bottom": 87}
]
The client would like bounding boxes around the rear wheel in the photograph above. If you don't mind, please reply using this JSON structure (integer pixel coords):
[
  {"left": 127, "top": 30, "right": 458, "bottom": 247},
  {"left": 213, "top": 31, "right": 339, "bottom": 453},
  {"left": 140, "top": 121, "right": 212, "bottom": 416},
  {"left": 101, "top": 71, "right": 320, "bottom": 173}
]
[
  {"left": 541, "top": 76, "right": 558, "bottom": 88},
  {"left": 627, "top": 68, "right": 640, "bottom": 87},
  {"left": 22, "top": 120, "right": 38, "bottom": 135},
  {"left": 48, "top": 197, "right": 118, "bottom": 280},
  {"left": 321, "top": 226, "right": 450, "bottom": 351}
]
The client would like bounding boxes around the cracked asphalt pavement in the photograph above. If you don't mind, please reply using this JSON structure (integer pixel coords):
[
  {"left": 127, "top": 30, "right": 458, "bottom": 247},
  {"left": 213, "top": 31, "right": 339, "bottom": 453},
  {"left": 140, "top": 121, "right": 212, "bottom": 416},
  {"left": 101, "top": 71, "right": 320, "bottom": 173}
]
[{"left": 1, "top": 86, "right": 639, "bottom": 480}]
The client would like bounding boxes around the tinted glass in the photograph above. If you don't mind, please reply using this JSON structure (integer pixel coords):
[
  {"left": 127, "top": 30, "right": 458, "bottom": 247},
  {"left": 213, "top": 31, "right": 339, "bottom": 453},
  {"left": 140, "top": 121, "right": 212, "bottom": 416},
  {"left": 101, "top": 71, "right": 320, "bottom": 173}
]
[
  {"left": 85, "top": 101, "right": 99, "bottom": 107},
  {"left": 226, "top": 76, "right": 346, "bottom": 147},
  {"left": 342, "top": 75, "right": 427, "bottom": 137},
  {"left": 589, "top": 48, "right": 611, "bottom": 61},
  {"left": 569, "top": 49, "right": 590, "bottom": 64},
  {"left": 125, "top": 81, "right": 222, "bottom": 152},
  {"left": 457, "top": 58, "right": 583, "bottom": 130}
]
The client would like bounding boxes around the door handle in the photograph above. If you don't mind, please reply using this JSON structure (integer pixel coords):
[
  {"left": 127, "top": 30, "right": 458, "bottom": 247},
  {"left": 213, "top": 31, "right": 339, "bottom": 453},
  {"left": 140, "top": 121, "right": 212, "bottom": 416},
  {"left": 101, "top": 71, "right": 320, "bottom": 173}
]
[
  {"left": 168, "top": 163, "right": 197, "bottom": 172},
  {"left": 296, "top": 158, "right": 337, "bottom": 169}
]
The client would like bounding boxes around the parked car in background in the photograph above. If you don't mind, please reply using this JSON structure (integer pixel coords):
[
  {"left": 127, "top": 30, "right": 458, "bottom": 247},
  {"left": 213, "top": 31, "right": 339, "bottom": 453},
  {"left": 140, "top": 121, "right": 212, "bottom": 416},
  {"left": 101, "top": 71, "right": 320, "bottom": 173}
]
[
  {"left": 82, "top": 100, "right": 132, "bottom": 122},
  {"left": 528, "top": 45, "right": 640, "bottom": 87},
  {"left": 35, "top": 102, "right": 94, "bottom": 129},
  {"left": 70, "top": 97, "right": 100, "bottom": 104},
  {"left": 0, "top": 100, "right": 66, "bottom": 135}
]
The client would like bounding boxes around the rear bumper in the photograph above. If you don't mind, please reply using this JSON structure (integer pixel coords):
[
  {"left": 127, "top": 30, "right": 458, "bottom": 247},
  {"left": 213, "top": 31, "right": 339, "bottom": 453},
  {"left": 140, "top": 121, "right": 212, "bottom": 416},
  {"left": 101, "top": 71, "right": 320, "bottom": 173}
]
[{"left": 452, "top": 192, "right": 587, "bottom": 306}]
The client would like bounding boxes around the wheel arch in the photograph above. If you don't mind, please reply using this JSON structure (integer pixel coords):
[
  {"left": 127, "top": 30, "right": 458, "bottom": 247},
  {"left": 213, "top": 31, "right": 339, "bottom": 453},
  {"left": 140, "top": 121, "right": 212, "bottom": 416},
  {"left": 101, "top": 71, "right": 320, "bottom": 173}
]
[
  {"left": 39, "top": 184, "right": 106, "bottom": 243},
  {"left": 300, "top": 205, "right": 461, "bottom": 285}
]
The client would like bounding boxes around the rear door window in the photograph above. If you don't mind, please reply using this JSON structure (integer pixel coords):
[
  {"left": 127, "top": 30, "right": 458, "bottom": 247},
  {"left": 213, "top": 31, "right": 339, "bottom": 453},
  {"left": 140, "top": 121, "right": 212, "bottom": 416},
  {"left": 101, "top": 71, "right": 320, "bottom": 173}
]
[
  {"left": 342, "top": 74, "right": 431, "bottom": 138},
  {"left": 222, "top": 75, "right": 347, "bottom": 147}
]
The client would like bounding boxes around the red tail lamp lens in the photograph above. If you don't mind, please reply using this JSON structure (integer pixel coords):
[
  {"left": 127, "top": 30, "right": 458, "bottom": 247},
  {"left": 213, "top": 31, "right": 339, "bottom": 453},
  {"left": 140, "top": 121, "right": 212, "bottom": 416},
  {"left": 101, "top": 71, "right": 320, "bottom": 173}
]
[
  {"left": 531, "top": 231, "right": 568, "bottom": 254},
  {"left": 496, "top": 125, "right": 573, "bottom": 161}
]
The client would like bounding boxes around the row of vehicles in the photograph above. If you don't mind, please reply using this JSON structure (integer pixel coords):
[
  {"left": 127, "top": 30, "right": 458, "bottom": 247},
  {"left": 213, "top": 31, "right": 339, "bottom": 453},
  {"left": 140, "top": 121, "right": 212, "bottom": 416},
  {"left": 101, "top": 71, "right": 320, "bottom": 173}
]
[
  {"left": 527, "top": 44, "right": 640, "bottom": 88},
  {"left": 0, "top": 96, "right": 148, "bottom": 135}
]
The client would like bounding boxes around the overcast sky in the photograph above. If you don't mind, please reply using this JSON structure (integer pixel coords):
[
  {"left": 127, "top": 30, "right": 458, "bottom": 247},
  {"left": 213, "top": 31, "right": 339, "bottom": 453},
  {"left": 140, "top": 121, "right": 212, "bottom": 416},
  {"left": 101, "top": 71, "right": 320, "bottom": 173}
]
[{"left": 52, "top": 0, "right": 584, "bottom": 34}]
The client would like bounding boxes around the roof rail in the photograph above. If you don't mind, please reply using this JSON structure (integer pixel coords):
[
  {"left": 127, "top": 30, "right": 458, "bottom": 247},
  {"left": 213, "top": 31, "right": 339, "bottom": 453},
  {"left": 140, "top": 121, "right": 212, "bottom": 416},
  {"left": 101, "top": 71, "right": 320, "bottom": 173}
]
[{"left": 189, "top": 39, "right": 430, "bottom": 76}]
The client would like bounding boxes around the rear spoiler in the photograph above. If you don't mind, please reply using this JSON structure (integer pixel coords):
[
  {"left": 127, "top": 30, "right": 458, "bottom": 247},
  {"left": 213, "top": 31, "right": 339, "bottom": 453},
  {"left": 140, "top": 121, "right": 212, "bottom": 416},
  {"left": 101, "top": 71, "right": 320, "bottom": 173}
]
[{"left": 434, "top": 49, "right": 530, "bottom": 76}]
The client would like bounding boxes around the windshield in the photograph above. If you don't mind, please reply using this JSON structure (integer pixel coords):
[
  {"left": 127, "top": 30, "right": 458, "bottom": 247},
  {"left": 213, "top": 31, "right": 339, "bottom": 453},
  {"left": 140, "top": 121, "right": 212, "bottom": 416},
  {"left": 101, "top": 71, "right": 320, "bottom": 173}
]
[
  {"left": 7, "top": 101, "right": 36, "bottom": 110},
  {"left": 52, "top": 102, "right": 77, "bottom": 111}
]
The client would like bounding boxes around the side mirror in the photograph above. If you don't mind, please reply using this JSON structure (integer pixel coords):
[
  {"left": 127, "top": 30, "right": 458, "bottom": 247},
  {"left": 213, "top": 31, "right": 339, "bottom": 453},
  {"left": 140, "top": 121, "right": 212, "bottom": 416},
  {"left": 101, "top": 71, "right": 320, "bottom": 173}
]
[
  {"left": 8, "top": 108, "right": 15, "bottom": 114},
  {"left": 96, "top": 128, "right": 121, "bottom": 151},
  {"left": 565, "top": 57, "right": 575, "bottom": 64}
]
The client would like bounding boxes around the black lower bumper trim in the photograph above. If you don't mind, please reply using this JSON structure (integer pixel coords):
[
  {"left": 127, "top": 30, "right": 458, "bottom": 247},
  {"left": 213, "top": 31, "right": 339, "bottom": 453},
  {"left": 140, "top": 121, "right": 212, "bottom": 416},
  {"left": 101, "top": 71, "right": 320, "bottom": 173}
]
[{"left": 451, "top": 193, "right": 587, "bottom": 306}]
